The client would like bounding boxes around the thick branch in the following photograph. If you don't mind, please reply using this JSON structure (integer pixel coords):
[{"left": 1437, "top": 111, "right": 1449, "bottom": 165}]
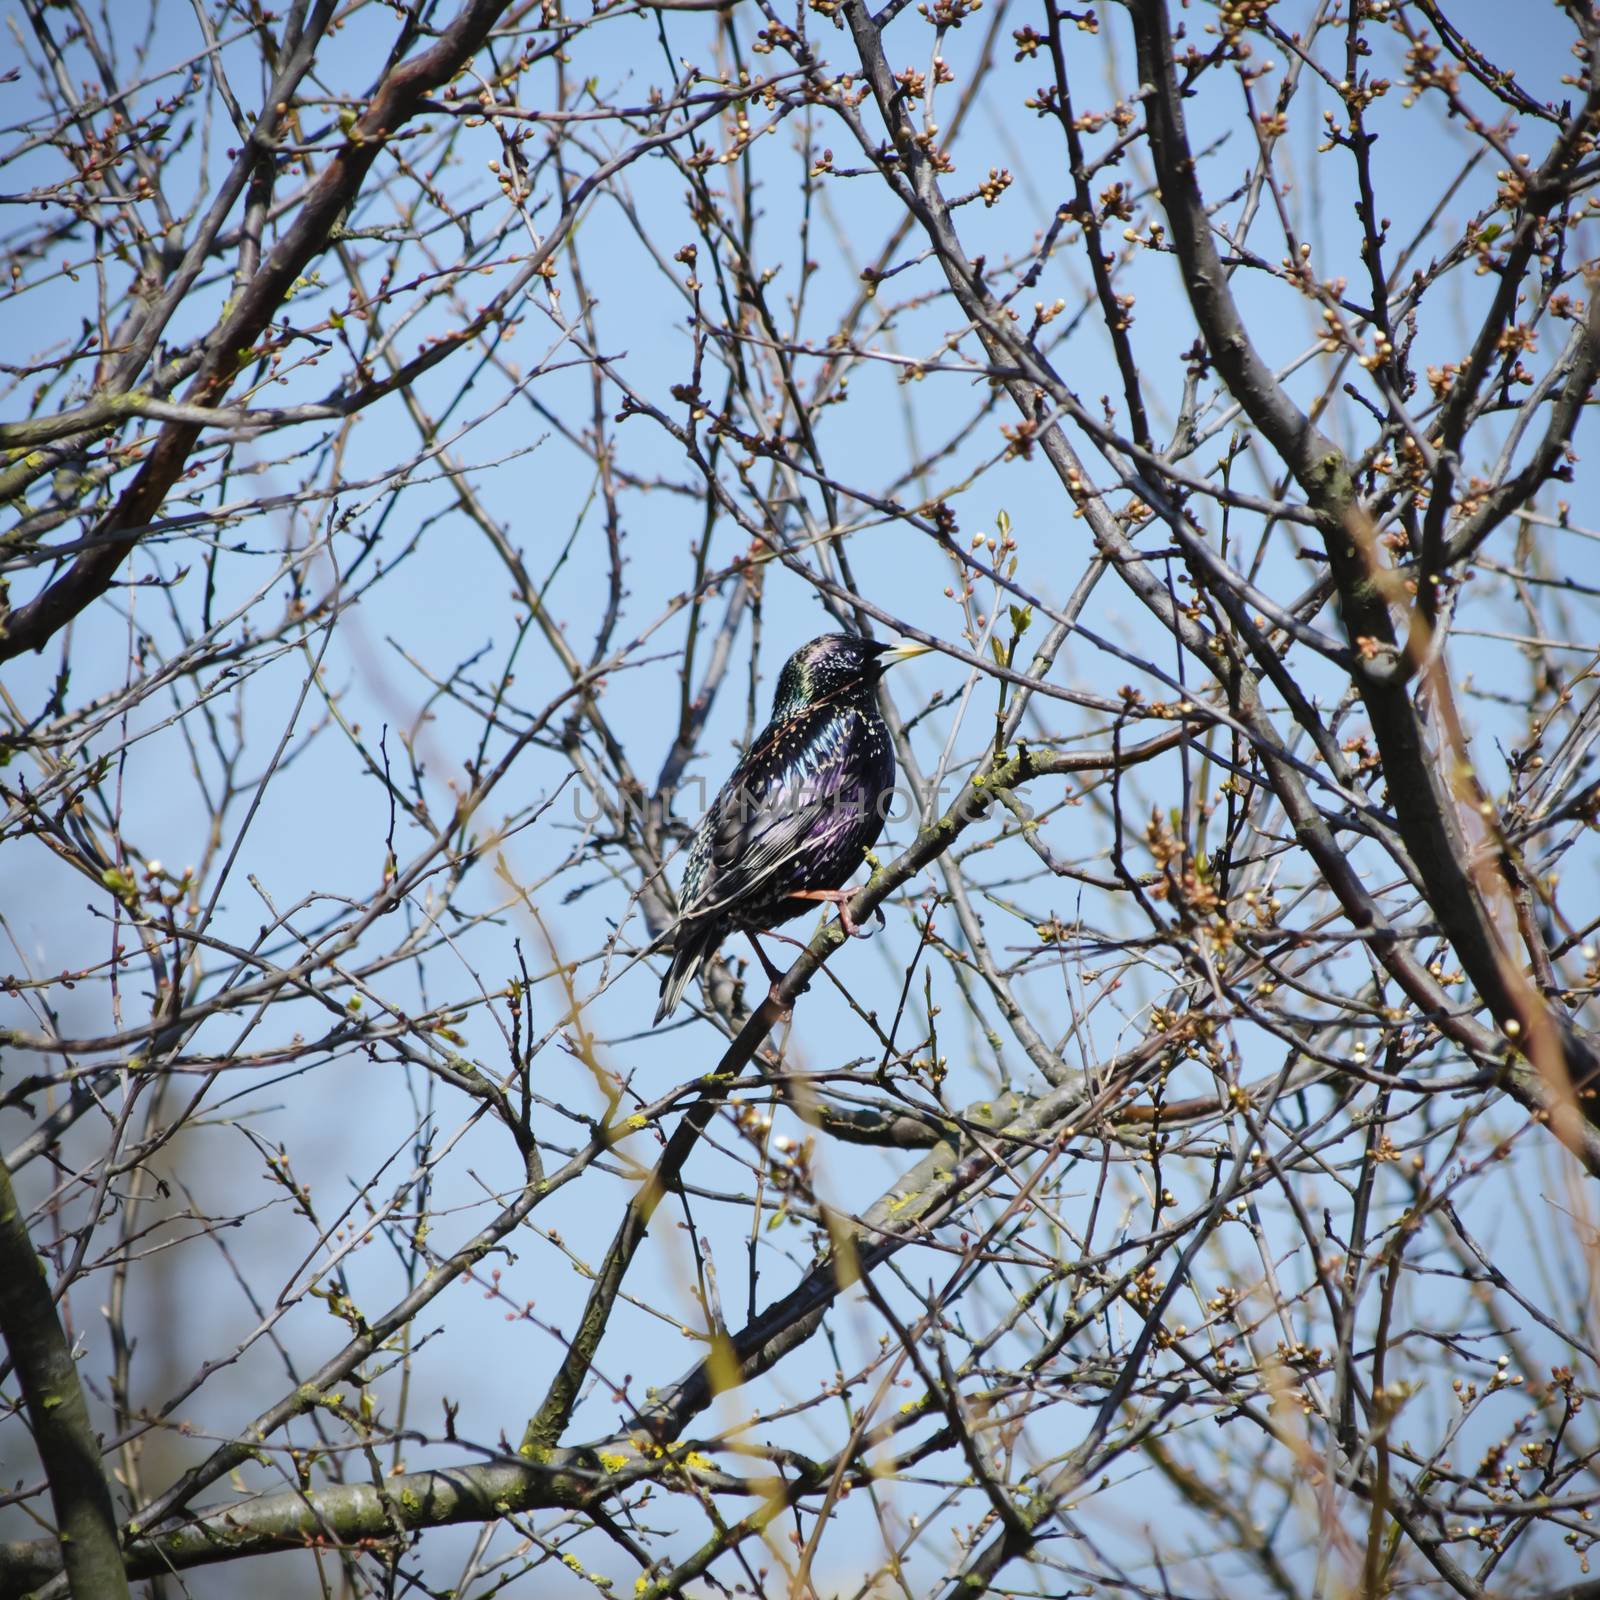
[
  {"left": 0, "top": 1161, "right": 131, "bottom": 1600},
  {"left": 0, "top": 1458, "right": 595, "bottom": 1594}
]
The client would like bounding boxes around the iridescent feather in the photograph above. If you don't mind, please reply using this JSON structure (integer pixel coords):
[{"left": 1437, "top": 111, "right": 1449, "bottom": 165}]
[{"left": 655, "top": 634, "right": 919, "bottom": 1020}]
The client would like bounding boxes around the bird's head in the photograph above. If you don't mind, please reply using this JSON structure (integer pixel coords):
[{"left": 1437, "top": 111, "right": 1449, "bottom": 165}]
[{"left": 771, "top": 633, "right": 933, "bottom": 717}]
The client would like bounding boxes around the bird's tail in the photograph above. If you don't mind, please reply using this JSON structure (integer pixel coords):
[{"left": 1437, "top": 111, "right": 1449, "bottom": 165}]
[{"left": 654, "top": 921, "right": 721, "bottom": 1023}]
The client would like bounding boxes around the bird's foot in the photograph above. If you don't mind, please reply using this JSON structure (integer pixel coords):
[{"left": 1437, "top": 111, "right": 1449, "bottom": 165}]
[{"left": 791, "top": 887, "right": 865, "bottom": 937}]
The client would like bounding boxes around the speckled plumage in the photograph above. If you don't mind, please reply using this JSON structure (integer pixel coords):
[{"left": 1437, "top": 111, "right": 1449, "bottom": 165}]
[{"left": 655, "top": 634, "right": 917, "bottom": 1021}]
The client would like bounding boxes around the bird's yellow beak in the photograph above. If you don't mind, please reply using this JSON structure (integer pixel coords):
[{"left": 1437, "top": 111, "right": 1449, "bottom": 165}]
[{"left": 881, "top": 638, "right": 934, "bottom": 665}]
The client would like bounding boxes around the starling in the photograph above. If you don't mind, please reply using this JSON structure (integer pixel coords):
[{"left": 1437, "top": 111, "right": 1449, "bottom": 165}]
[{"left": 655, "top": 633, "right": 932, "bottom": 1021}]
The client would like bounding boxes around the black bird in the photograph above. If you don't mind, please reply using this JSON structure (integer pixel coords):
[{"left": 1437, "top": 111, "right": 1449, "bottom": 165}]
[{"left": 655, "top": 633, "right": 932, "bottom": 1021}]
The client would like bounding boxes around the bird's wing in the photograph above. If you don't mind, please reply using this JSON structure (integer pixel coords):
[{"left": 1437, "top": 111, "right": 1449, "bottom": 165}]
[{"left": 681, "top": 703, "right": 881, "bottom": 922}]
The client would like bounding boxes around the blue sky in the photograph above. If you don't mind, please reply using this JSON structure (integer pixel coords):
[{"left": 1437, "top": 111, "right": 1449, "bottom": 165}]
[{"left": 3, "top": 0, "right": 1598, "bottom": 1592}]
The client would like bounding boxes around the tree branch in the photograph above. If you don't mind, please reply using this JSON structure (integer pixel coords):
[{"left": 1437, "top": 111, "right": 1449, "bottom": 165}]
[
  {"left": 0, "top": 1459, "right": 603, "bottom": 1595},
  {"left": 1127, "top": 0, "right": 1600, "bottom": 1145},
  {"left": 0, "top": 0, "right": 516, "bottom": 663},
  {"left": 0, "top": 1160, "right": 131, "bottom": 1600}
]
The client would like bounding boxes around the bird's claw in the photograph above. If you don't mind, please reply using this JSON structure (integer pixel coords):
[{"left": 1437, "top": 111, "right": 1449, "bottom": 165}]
[{"left": 792, "top": 887, "right": 882, "bottom": 939}]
